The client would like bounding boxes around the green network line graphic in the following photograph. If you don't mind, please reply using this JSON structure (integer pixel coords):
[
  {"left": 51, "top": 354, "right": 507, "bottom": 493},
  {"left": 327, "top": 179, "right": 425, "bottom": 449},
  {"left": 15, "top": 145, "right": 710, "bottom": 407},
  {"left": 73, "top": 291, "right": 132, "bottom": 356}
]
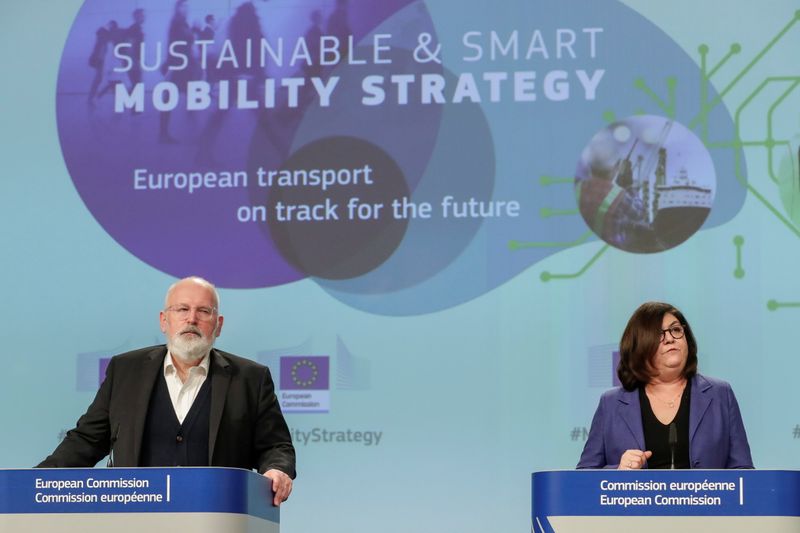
[
  {"left": 540, "top": 207, "right": 579, "bottom": 218},
  {"left": 512, "top": 10, "right": 800, "bottom": 286},
  {"left": 694, "top": 43, "right": 741, "bottom": 142},
  {"left": 539, "top": 244, "right": 609, "bottom": 282},
  {"left": 725, "top": 12, "right": 800, "bottom": 311},
  {"left": 767, "top": 300, "right": 800, "bottom": 311},
  {"left": 733, "top": 235, "right": 745, "bottom": 279},
  {"left": 634, "top": 76, "right": 677, "bottom": 118},
  {"left": 690, "top": 12, "right": 799, "bottom": 133},
  {"left": 539, "top": 175, "right": 574, "bottom": 186},
  {"left": 510, "top": 174, "right": 586, "bottom": 253}
]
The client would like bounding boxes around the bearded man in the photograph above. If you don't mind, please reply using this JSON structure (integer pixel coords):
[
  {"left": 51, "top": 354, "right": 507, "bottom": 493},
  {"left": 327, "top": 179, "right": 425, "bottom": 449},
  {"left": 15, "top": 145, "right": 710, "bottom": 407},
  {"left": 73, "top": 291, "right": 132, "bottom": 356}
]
[{"left": 37, "top": 277, "right": 295, "bottom": 506}]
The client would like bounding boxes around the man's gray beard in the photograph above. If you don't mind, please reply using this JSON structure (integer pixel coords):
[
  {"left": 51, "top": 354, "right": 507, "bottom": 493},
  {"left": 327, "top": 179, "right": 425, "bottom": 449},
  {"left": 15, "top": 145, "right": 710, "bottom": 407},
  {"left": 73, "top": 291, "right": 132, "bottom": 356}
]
[{"left": 168, "top": 327, "right": 214, "bottom": 362}]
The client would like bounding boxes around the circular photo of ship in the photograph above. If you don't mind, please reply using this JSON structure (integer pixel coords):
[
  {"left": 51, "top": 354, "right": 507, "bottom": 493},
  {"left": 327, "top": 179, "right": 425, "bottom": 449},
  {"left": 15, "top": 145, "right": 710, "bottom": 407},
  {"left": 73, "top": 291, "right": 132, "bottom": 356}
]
[{"left": 575, "top": 115, "right": 716, "bottom": 253}]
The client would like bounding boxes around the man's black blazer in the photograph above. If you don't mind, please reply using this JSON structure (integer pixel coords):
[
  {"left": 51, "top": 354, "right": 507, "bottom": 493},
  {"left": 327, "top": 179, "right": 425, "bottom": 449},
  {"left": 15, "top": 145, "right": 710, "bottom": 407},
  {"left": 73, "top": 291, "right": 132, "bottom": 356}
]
[{"left": 38, "top": 345, "right": 296, "bottom": 478}]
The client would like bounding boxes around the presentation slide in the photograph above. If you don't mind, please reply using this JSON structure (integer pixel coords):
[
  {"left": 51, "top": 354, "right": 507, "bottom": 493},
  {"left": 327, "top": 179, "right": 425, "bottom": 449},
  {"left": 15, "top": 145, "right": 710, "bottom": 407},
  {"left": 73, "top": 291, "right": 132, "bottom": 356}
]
[{"left": 2, "top": 1, "right": 799, "bottom": 531}]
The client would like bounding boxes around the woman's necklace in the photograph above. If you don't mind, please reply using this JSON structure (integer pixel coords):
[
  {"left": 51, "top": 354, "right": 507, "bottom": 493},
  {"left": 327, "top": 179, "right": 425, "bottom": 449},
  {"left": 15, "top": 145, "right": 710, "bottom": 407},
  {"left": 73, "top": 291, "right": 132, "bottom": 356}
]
[{"left": 646, "top": 381, "right": 686, "bottom": 408}]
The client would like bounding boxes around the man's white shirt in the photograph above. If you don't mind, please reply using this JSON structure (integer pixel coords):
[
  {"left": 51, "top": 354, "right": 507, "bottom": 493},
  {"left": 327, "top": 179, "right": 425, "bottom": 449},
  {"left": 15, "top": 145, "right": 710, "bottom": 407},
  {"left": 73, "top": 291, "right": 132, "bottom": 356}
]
[{"left": 163, "top": 351, "right": 210, "bottom": 424}]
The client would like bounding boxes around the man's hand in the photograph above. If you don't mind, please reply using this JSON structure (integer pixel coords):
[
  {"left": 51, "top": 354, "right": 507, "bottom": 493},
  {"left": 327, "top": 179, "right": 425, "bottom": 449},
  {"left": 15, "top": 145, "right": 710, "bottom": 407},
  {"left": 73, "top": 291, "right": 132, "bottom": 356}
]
[{"left": 263, "top": 469, "right": 293, "bottom": 506}]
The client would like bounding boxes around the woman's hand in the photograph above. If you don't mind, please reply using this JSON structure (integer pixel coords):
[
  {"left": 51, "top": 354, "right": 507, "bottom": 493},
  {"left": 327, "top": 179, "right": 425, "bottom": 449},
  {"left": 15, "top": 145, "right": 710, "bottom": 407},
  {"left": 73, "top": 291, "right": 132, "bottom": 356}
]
[{"left": 618, "top": 449, "right": 653, "bottom": 470}]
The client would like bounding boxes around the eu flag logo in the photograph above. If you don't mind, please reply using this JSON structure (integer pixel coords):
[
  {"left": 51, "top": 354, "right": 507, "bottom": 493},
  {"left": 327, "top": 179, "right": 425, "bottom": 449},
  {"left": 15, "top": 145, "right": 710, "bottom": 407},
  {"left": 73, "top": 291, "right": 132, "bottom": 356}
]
[{"left": 279, "top": 356, "right": 330, "bottom": 413}]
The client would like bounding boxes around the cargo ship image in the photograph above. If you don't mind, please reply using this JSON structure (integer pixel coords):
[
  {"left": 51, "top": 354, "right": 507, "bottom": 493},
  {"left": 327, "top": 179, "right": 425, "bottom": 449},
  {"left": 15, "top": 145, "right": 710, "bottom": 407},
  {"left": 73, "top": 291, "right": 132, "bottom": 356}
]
[
  {"left": 652, "top": 165, "right": 713, "bottom": 249},
  {"left": 608, "top": 119, "right": 714, "bottom": 252}
]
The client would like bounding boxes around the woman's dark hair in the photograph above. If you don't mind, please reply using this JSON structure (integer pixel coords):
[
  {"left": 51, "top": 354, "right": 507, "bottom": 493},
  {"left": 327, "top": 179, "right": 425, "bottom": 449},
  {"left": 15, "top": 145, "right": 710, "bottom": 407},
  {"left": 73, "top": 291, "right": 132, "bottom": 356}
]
[{"left": 617, "top": 301, "right": 698, "bottom": 391}]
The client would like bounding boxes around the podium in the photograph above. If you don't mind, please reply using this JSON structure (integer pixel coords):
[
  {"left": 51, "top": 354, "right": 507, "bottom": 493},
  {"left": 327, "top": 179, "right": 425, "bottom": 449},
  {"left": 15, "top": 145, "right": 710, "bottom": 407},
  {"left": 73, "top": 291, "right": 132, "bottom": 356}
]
[
  {"left": 532, "top": 470, "right": 800, "bottom": 533},
  {"left": 0, "top": 467, "right": 279, "bottom": 532}
]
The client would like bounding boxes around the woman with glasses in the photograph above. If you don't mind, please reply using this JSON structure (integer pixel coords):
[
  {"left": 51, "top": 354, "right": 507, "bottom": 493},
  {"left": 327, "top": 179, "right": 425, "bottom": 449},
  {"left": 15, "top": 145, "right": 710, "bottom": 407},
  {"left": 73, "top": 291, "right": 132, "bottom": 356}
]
[{"left": 577, "top": 301, "right": 753, "bottom": 469}]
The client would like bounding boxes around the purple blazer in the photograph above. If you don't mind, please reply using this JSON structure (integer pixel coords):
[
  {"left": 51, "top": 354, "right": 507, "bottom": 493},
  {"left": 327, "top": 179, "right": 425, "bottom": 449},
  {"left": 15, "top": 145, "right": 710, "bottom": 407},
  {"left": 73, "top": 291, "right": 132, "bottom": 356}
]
[{"left": 577, "top": 374, "right": 753, "bottom": 469}]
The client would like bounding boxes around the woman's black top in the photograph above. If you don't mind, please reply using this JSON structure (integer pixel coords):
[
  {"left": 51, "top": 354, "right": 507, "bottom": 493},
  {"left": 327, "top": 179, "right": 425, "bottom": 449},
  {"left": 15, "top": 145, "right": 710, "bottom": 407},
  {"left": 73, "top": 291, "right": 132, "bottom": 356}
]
[{"left": 639, "top": 380, "right": 691, "bottom": 469}]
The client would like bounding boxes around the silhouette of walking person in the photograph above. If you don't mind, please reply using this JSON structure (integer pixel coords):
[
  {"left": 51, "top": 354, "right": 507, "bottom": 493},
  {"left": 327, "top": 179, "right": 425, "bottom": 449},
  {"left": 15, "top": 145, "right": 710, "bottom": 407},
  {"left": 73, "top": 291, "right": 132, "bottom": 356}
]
[
  {"left": 326, "top": 0, "right": 351, "bottom": 64},
  {"left": 198, "top": 14, "right": 216, "bottom": 41},
  {"left": 195, "top": 1, "right": 266, "bottom": 165},
  {"left": 87, "top": 20, "right": 118, "bottom": 106},
  {"left": 125, "top": 9, "right": 146, "bottom": 89},
  {"left": 304, "top": 10, "right": 323, "bottom": 78},
  {"left": 197, "top": 14, "right": 217, "bottom": 83},
  {"left": 159, "top": 0, "right": 198, "bottom": 143}
]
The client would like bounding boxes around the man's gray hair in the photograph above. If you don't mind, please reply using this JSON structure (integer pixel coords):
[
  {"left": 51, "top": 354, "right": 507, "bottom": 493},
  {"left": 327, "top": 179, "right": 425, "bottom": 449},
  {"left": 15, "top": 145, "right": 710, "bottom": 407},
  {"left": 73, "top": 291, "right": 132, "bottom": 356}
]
[{"left": 164, "top": 276, "right": 221, "bottom": 310}]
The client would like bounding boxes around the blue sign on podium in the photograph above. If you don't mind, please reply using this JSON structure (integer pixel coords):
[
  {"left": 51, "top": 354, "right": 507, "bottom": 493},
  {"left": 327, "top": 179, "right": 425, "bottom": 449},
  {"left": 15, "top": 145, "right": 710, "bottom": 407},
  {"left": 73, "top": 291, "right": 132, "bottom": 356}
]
[
  {"left": 0, "top": 467, "right": 279, "bottom": 532},
  {"left": 532, "top": 470, "right": 800, "bottom": 533}
]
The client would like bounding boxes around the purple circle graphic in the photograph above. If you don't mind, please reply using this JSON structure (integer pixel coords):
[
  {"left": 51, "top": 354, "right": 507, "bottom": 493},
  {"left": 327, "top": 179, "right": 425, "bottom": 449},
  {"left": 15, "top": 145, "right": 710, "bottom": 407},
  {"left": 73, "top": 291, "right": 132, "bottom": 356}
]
[
  {"left": 255, "top": 136, "right": 410, "bottom": 280},
  {"left": 57, "top": 0, "right": 425, "bottom": 287}
]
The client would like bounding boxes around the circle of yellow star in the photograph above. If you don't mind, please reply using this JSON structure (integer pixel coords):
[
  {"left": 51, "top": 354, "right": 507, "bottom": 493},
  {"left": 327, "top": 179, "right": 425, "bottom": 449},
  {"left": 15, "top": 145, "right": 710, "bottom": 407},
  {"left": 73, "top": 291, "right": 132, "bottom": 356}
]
[{"left": 291, "top": 359, "right": 319, "bottom": 387}]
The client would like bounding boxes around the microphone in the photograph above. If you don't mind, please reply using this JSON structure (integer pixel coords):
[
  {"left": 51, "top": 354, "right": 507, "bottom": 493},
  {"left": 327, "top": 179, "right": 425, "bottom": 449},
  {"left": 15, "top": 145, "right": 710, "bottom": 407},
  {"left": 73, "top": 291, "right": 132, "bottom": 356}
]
[
  {"left": 668, "top": 423, "right": 677, "bottom": 470},
  {"left": 107, "top": 423, "right": 120, "bottom": 468}
]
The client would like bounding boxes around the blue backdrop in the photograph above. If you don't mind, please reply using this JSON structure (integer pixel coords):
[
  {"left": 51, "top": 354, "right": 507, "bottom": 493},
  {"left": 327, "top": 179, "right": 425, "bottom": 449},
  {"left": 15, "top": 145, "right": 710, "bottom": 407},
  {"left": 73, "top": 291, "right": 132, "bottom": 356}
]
[{"left": 3, "top": 1, "right": 800, "bottom": 531}]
